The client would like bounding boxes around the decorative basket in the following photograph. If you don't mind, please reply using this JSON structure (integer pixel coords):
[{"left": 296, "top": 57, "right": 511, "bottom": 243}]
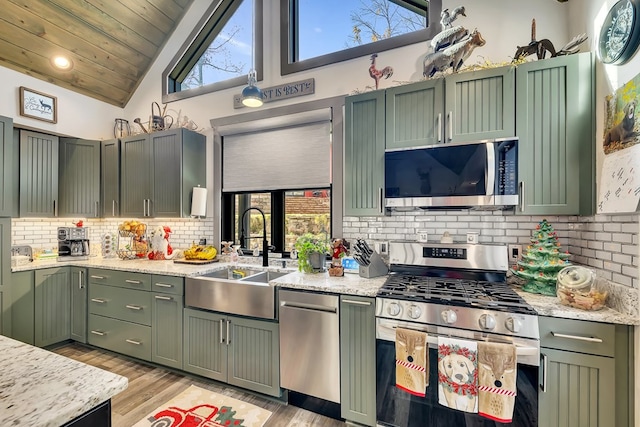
[{"left": 116, "top": 249, "right": 138, "bottom": 260}]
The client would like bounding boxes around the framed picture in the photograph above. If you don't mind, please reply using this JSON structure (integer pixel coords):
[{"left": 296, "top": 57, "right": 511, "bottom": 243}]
[{"left": 19, "top": 87, "right": 57, "bottom": 123}]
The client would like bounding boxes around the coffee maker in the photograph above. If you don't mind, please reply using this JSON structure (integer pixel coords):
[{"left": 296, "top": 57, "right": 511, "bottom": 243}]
[{"left": 58, "top": 227, "right": 90, "bottom": 260}]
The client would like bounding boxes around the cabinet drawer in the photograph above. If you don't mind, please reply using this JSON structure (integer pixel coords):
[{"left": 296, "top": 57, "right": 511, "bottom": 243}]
[
  {"left": 89, "top": 284, "right": 151, "bottom": 326},
  {"left": 539, "top": 316, "right": 615, "bottom": 357},
  {"left": 88, "top": 314, "right": 151, "bottom": 361},
  {"left": 88, "top": 268, "right": 151, "bottom": 291},
  {"left": 152, "top": 274, "right": 184, "bottom": 295}
]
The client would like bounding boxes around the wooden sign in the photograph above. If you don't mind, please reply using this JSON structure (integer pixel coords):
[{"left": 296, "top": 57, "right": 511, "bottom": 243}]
[{"left": 233, "top": 78, "right": 315, "bottom": 109}]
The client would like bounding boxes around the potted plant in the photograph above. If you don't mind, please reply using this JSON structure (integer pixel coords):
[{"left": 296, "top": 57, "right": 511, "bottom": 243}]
[{"left": 295, "top": 233, "right": 330, "bottom": 273}]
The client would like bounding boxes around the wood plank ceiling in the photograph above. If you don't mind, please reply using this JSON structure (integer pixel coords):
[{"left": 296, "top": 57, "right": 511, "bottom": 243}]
[{"left": 0, "top": 0, "right": 193, "bottom": 107}]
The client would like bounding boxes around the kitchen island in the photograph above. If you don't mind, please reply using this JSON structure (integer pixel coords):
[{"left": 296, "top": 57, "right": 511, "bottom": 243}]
[{"left": 0, "top": 335, "right": 128, "bottom": 426}]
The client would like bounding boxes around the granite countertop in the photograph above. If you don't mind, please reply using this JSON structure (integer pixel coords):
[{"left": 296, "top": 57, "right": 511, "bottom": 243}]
[
  {"left": 0, "top": 335, "right": 128, "bottom": 427},
  {"left": 271, "top": 270, "right": 388, "bottom": 296}
]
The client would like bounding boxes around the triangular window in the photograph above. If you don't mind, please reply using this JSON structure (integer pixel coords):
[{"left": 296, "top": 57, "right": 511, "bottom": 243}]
[{"left": 163, "top": 0, "right": 262, "bottom": 102}]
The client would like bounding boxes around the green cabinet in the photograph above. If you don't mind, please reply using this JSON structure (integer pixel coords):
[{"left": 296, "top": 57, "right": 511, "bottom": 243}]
[
  {"left": 70, "top": 267, "right": 87, "bottom": 343},
  {"left": 19, "top": 130, "right": 59, "bottom": 217},
  {"left": 10, "top": 271, "right": 34, "bottom": 344},
  {"left": 340, "top": 295, "right": 376, "bottom": 426},
  {"left": 152, "top": 275, "right": 184, "bottom": 370},
  {"left": 59, "top": 138, "right": 101, "bottom": 217},
  {"left": 0, "top": 218, "right": 11, "bottom": 333},
  {"left": 0, "top": 115, "right": 13, "bottom": 216},
  {"left": 344, "top": 90, "right": 386, "bottom": 216},
  {"left": 539, "top": 316, "right": 633, "bottom": 427},
  {"left": 101, "top": 139, "right": 120, "bottom": 217},
  {"left": 183, "top": 307, "right": 281, "bottom": 397},
  {"left": 120, "top": 128, "right": 206, "bottom": 218},
  {"left": 516, "top": 53, "right": 594, "bottom": 215},
  {"left": 34, "top": 267, "right": 71, "bottom": 347}
]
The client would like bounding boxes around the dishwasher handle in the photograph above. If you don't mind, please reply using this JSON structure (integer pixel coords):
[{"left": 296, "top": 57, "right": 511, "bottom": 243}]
[{"left": 280, "top": 301, "right": 337, "bottom": 314}]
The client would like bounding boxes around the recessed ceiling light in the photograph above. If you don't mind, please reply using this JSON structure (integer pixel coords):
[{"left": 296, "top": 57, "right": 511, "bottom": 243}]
[{"left": 51, "top": 55, "right": 73, "bottom": 70}]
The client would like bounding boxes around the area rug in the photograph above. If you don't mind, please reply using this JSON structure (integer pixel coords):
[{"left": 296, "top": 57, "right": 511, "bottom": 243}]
[{"left": 133, "top": 385, "right": 272, "bottom": 427}]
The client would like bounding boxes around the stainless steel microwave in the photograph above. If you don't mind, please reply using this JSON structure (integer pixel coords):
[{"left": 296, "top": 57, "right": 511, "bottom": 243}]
[{"left": 384, "top": 138, "right": 518, "bottom": 209}]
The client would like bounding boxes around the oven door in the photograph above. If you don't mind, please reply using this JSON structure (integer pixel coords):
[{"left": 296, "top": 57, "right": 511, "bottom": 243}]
[{"left": 376, "top": 318, "right": 539, "bottom": 427}]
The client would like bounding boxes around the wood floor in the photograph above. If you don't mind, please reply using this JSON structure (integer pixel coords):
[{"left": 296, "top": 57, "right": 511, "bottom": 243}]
[{"left": 52, "top": 342, "right": 347, "bottom": 427}]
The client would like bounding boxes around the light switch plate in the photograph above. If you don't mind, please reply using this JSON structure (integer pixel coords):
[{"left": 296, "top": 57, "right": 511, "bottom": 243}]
[
  {"left": 508, "top": 244, "right": 523, "bottom": 261},
  {"left": 375, "top": 241, "right": 389, "bottom": 255}
]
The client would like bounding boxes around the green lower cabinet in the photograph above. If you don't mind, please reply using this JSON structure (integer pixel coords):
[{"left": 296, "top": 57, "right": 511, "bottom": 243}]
[
  {"left": 539, "top": 348, "right": 615, "bottom": 427},
  {"left": 70, "top": 267, "right": 87, "bottom": 343},
  {"left": 340, "top": 295, "right": 376, "bottom": 426},
  {"left": 183, "top": 307, "right": 281, "bottom": 397},
  {"left": 0, "top": 286, "right": 9, "bottom": 336},
  {"left": 152, "top": 292, "right": 184, "bottom": 369},
  {"left": 88, "top": 314, "right": 152, "bottom": 361},
  {"left": 10, "top": 271, "right": 34, "bottom": 344},
  {"left": 35, "top": 268, "right": 71, "bottom": 347}
]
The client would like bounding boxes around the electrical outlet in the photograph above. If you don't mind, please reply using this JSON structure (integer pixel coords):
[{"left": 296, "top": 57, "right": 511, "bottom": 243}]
[
  {"left": 508, "top": 244, "right": 523, "bottom": 262},
  {"left": 375, "top": 241, "right": 389, "bottom": 255}
]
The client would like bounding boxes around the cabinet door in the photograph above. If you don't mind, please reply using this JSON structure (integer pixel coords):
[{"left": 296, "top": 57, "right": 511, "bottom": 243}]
[
  {"left": 0, "top": 288, "right": 8, "bottom": 336},
  {"left": 183, "top": 308, "right": 226, "bottom": 382},
  {"left": 101, "top": 139, "right": 120, "bottom": 217},
  {"left": 227, "top": 316, "right": 280, "bottom": 397},
  {"left": 539, "top": 348, "right": 615, "bottom": 427},
  {"left": 152, "top": 292, "right": 183, "bottom": 370},
  {"left": 35, "top": 267, "right": 70, "bottom": 347},
  {"left": 19, "top": 130, "right": 59, "bottom": 217},
  {"left": 445, "top": 66, "right": 515, "bottom": 143},
  {"left": 516, "top": 53, "right": 594, "bottom": 215},
  {"left": 386, "top": 79, "right": 444, "bottom": 149},
  {"left": 340, "top": 296, "right": 376, "bottom": 426},
  {"left": 0, "top": 218, "right": 9, "bottom": 335},
  {"left": 0, "top": 115, "right": 13, "bottom": 216},
  {"left": 70, "top": 267, "right": 87, "bottom": 343},
  {"left": 345, "top": 91, "right": 386, "bottom": 216},
  {"left": 151, "top": 131, "right": 182, "bottom": 217},
  {"left": 59, "top": 138, "right": 101, "bottom": 217},
  {"left": 120, "top": 134, "right": 151, "bottom": 217},
  {"left": 10, "top": 271, "right": 34, "bottom": 344}
]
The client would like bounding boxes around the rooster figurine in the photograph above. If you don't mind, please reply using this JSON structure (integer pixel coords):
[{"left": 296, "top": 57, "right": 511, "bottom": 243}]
[
  {"left": 369, "top": 53, "right": 393, "bottom": 90},
  {"left": 440, "top": 6, "right": 466, "bottom": 29}
]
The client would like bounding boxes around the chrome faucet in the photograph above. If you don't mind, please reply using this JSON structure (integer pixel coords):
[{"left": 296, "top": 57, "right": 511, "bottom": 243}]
[{"left": 239, "top": 207, "right": 270, "bottom": 267}]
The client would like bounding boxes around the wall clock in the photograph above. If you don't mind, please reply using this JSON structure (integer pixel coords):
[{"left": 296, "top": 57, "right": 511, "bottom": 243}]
[{"left": 599, "top": 0, "right": 640, "bottom": 65}]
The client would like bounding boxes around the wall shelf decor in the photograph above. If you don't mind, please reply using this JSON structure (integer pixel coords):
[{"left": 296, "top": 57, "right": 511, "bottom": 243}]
[{"left": 19, "top": 87, "right": 57, "bottom": 123}]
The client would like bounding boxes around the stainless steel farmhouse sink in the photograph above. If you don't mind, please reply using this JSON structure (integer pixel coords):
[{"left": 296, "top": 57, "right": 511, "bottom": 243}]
[{"left": 185, "top": 267, "right": 290, "bottom": 319}]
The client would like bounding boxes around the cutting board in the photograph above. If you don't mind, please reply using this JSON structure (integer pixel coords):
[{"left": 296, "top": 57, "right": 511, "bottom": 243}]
[{"left": 173, "top": 258, "right": 219, "bottom": 265}]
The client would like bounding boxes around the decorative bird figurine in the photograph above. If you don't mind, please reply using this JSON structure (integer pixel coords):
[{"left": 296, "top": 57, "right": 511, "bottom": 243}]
[
  {"left": 440, "top": 6, "right": 466, "bottom": 29},
  {"left": 369, "top": 53, "right": 393, "bottom": 90}
]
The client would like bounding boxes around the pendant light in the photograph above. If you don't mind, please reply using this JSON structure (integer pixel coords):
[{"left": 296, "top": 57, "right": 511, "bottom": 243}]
[{"left": 241, "top": 1, "right": 263, "bottom": 108}]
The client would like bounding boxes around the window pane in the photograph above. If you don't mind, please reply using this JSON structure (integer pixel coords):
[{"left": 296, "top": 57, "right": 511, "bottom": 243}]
[
  {"left": 182, "top": 0, "right": 253, "bottom": 90},
  {"left": 296, "top": 0, "right": 427, "bottom": 61},
  {"left": 235, "top": 193, "right": 271, "bottom": 250},
  {"left": 285, "top": 189, "right": 331, "bottom": 251}
]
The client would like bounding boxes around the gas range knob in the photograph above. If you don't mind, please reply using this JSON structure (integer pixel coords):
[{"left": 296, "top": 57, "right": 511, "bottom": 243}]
[
  {"left": 441, "top": 309, "right": 457, "bottom": 324},
  {"left": 387, "top": 302, "right": 401, "bottom": 317},
  {"left": 407, "top": 304, "right": 422, "bottom": 319},
  {"left": 505, "top": 317, "right": 523, "bottom": 333},
  {"left": 479, "top": 314, "right": 496, "bottom": 331}
]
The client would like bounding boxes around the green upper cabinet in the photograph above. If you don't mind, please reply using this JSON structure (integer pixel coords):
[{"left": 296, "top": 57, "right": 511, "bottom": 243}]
[
  {"left": 516, "top": 53, "right": 594, "bottom": 215},
  {"left": 344, "top": 90, "right": 386, "bottom": 216},
  {"left": 121, "top": 128, "right": 206, "bottom": 218},
  {"left": 101, "top": 139, "right": 120, "bottom": 218},
  {"left": 19, "top": 130, "right": 59, "bottom": 217},
  {"left": 386, "top": 79, "right": 444, "bottom": 149},
  {"left": 0, "top": 116, "right": 13, "bottom": 216},
  {"left": 444, "top": 66, "right": 515, "bottom": 143},
  {"left": 59, "top": 138, "right": 101, "bottom": 218}
]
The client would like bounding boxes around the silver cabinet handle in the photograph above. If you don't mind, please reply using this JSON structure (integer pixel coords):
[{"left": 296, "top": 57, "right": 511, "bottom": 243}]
[
  {"left": 125, "top": 279, "right": 141, "bottom": 284},
  {"left": 78, "top": 270, "right": 84, "bottom": 289},
  {"left": 91, "top": 298, "right": 106, "bottom": 304},
  {"left": 125, "top": 339, "right": 142, "bottom": 345},
  {"left": 112, "top": 200, "right": 116, "bottom": 217},
  {"left": 540, "top": 353, "right": 548, "bottom": 392},
  {"left": 447, "top": 111, "right": 453, "bottom": 142},
  {"left": 155, "top": 283, "right": 173, "bottom": 288},
  {"left": 142, "top": 199, "right": 146, "bottom": 216},
  {"left": 436, "top": 113, "right": 442, "bottom": 142},
  {"left": 91, "top": 275, "right": 105, "bottom": 280},
  {"left": 220, "top": 318, "right": 225, "bottom": 344},
  {"left": 53, "top": 199, "right": 58, "bottom": 217},
  {"left": 342, "top": 299, "right": 371, "bottom": 306},
  {"left": 551, "top": 332, "right": 604, "bottom": 343},
  {"left": 154, "top": 295, "right": 172, "bottom": 301},
  {"left": 519, "top": 181, "right": 525, "bottom": 212},
  {"left": 226, "top": 320, "right": 231, "bottom": 345},
  {"left": 90, "top": 330, "right": 106, "bottom": 336},
  {"left": 125, "top": 304, "right": 142, "bottom": 310},
  {"left": 95, "top": 201, "right": 99, "bottom": 217}
]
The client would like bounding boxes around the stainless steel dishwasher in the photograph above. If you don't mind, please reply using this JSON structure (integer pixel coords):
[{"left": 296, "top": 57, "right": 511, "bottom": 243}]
[{"left": 278, "top": 290, "right": 340, "bottom": 403}]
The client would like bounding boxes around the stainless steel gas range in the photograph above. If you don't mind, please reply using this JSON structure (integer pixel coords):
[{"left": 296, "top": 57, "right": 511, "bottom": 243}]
[{"left": 375, "top": 242, "right": 539, "bottom": 427}]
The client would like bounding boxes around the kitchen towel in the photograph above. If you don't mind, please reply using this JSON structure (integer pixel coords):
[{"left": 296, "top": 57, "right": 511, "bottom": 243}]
[
  {"left": 438, "top": 336, "right": 478, "bottom": 413},
  {"left": 477, "top": 341, "right": 517, "bottom": 423},
  {"left": 395, "top": 327, "right": 428, "bottom": 396}
]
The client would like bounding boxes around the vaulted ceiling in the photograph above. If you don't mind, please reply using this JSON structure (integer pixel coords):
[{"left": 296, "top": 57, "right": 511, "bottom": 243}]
[{"left": 0, "top": 0, "right": 194, "bottom": 107}]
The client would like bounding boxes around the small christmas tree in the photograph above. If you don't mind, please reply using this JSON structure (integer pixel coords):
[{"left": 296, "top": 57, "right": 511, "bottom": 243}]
[{"left": 511, "top": 219, "right": 571, "bottom": 296}]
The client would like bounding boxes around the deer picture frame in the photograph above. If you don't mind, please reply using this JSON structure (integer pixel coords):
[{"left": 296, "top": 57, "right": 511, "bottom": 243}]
[{"left": 19, "top": 86, "right": 57, "bottom": 123}]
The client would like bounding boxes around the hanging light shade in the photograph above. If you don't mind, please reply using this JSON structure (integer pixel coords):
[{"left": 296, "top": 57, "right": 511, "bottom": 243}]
[{"left": 241, "top": 69, "right": 263, "bottom": 108}]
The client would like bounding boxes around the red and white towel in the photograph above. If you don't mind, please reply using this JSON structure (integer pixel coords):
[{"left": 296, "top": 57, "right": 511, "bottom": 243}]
[
  {"left": 395, "top": 328, "right": 428, "bottom": 396},
  {"left": 437, "top": 337, "right": 478, "bottom": 413},
  {"left": 477, "top": 342, "right": 518, "bottom": 423}
]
